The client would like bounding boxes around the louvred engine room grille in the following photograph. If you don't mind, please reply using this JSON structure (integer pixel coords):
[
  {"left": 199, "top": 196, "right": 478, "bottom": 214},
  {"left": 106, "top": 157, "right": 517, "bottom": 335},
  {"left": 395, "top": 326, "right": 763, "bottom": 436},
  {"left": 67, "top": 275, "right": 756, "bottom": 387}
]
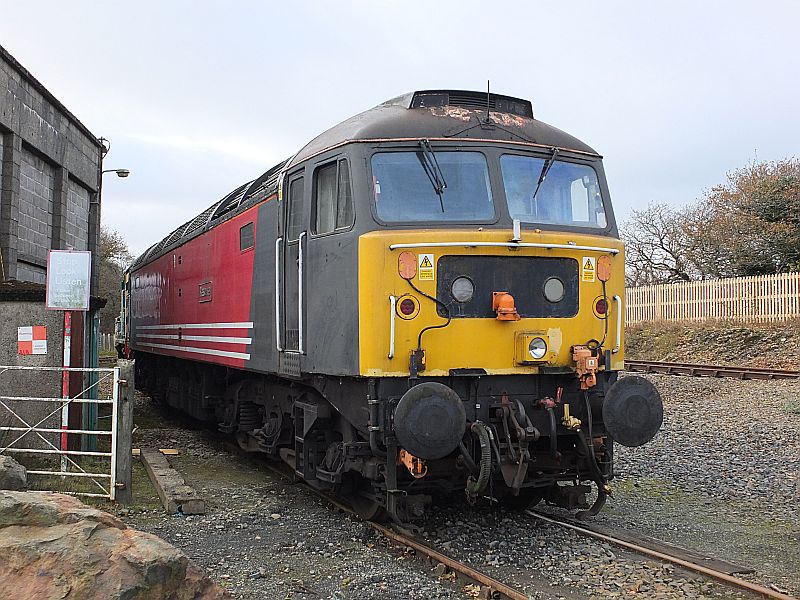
[{"left": 410, "top": 90, "right": 534, "bottom": 119}]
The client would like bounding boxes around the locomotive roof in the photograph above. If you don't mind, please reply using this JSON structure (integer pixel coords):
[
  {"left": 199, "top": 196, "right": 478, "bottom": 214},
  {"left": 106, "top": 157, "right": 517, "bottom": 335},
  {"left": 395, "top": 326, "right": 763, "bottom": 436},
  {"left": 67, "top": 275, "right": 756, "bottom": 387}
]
[
  {"left": 288, "top": 89, "right": 599, "bottom": 166},
  {"left": 130, "top": 90, "right": 599, "bottom": 271}
]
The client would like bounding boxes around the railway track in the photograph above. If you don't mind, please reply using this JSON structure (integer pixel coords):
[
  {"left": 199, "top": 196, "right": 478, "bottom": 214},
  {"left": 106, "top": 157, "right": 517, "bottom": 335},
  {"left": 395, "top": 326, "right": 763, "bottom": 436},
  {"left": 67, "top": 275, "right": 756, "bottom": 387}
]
[
  {"left": 241, "top": 445, "right": 794, "bottom": 600},
  {"left": 98, "top": 355, "right": 117, "bottom": 367},
  {"left": 527, "top": 511, "right": 796, "bottom": 600},
  {"left": 624, "top": 359, "right": 800, "bottom": 381},
  {"left": 224, "top": 441, "right": 531, "bottom": 599},
  {"left": 353, "top": 496, "right": 797, "bottom": 600},
  {"left": 142, "top": 388, "right": 796, "bottom": 599}
]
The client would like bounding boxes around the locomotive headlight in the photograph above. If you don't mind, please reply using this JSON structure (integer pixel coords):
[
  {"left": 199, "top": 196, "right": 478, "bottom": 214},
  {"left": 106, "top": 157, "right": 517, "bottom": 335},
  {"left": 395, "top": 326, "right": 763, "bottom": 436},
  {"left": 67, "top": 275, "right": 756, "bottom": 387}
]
[
  {"left": 516, "top": 332, "right": 552, "bottom": 364},
  {"left": 451, "top": 277, "right": 475, "bottom": 303},
  {"left": 528, "top": 337, "right": 547, "bottom": 360}
]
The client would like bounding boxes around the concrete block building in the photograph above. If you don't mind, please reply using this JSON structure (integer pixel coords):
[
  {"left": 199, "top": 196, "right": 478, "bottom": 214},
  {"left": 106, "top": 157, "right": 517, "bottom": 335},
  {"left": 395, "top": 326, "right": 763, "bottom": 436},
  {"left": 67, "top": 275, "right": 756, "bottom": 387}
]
[
  {"left": 0, "top": 44, "right": 103, "bottom": 284},
  {"left": 0, "top": 44, "right": 105, "bottom": 453}
]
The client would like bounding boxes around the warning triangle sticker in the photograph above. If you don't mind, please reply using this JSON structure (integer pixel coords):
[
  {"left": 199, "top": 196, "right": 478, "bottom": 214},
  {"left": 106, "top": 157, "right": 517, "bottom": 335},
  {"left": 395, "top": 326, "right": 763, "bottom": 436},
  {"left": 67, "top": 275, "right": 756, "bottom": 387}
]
[
  {"left": 420, "top": 256, "right": 432, "bottom": 268},
  {"left": 584, "top": 259, "right": 594, "bottom": 270}
]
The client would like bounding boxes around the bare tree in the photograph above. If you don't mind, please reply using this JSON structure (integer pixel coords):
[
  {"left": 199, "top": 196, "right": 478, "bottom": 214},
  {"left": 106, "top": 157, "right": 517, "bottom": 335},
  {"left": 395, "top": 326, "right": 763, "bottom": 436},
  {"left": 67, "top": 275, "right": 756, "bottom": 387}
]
[
  {"left": 621, "top": 203, "right": 695, "bottom": 286},
  {"left": 98, "top": 228, "right": 132, "bottom": 333}
]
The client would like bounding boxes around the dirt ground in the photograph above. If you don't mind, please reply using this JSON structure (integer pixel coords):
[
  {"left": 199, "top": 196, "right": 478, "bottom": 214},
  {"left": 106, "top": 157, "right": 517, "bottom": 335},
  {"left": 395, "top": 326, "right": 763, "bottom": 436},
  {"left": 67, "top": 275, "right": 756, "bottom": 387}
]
[{"left": 625, "top": 319, "right": 800, "bottom": 370}]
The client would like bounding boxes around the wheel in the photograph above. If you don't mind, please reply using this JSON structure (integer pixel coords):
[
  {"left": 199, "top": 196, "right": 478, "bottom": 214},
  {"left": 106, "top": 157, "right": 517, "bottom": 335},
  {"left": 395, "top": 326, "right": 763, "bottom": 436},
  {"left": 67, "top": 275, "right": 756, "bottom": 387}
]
[
  {"left": 499, "top": 488, "right": 544, "bottom": 511},
  {"left": 347, "top": 494, "right": 388, "bottom": 522},
  {"left": 340, "top": 473, "right": 388, "bottom": 521}
]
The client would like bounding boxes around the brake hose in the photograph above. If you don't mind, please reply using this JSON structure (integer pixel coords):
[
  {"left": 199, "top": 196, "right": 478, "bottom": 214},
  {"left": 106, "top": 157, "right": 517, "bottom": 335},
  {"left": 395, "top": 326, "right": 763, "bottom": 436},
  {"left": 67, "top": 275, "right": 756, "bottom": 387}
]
[{"left": 465, "top": 422, "right": 492, "bottom": 496}]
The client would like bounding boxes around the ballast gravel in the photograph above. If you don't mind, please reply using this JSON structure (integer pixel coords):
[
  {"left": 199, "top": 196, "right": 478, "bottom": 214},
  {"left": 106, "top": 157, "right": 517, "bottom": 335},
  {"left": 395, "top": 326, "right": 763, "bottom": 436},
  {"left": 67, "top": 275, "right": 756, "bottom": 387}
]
[{"left": 112, "top": 373, "right": 799, "bottom": 599}]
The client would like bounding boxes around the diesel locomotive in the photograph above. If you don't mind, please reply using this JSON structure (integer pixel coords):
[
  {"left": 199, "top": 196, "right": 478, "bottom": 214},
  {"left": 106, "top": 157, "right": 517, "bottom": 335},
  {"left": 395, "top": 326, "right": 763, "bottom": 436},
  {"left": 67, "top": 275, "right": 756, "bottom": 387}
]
[{"left": 122, "top": 90, "right": 663, "bottom": 521}]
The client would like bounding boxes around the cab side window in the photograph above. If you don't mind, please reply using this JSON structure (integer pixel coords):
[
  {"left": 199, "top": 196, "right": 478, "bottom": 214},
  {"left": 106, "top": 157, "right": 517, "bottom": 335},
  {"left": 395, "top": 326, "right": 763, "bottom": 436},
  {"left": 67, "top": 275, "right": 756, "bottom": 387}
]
[
  {"left": 286, "top": 176, "right": 305, "bottom": 241},
  {"left": 312, "top": 159, "right": 353, "bottom": 235}
]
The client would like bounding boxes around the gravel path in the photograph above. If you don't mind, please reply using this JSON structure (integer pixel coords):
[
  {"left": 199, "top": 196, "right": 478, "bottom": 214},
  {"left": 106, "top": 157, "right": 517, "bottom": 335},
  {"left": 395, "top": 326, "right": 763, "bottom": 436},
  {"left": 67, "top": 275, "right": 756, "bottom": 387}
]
[
  {"left": 110, "top": 373, "right": 799, "bottom": 599},
  {"left": 121, "top": 400, "right": 470, "bottom": 599},
  {"left": 594, "top": 374, "right": 800, "bottom": 597}
]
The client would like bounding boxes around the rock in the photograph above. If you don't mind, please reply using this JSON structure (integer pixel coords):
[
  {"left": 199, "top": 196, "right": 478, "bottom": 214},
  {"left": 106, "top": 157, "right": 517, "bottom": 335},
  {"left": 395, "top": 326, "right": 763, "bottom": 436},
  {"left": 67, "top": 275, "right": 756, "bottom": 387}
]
[
  {"left": 0, "top": 490, "right": 229, "bottom": 600},
  {"left": 0, "top": 455, "right": 26, "bottom": 491}
]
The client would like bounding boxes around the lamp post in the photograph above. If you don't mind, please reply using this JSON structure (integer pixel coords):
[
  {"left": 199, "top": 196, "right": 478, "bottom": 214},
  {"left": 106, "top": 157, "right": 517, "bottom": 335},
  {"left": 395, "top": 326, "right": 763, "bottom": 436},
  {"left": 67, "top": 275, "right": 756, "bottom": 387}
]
[
  {"left": 102, "top": 169, "right": 131, "bottom": 178},
  {"left": 82, "top": 161, "right": 131, "bottom": 452}
]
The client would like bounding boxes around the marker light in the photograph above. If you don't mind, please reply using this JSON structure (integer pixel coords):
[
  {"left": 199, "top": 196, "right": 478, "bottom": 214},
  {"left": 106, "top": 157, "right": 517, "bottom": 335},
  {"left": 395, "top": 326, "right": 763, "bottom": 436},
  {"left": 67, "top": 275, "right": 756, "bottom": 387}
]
[
  {"left": 595, "top": 298, "right": 608, "bottom": 315},
  {"left": 451, "top": 277, "right": 474, "bottom": 303},
  {"left": 400, "top": 298, "right": 416, "bottom": 315},
  {"left": 396, "top": 294, "right": 420, "bottom": 320},
  {"left": 528, "top": 337, "right": 547, "bottom": 360}
]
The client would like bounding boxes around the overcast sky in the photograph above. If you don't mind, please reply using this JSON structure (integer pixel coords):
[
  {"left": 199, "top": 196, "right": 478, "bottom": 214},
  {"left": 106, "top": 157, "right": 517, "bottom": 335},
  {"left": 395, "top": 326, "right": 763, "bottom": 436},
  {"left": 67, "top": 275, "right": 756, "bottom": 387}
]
[{"left": 1, "top": 1, "right": 798, "bottom": 255}]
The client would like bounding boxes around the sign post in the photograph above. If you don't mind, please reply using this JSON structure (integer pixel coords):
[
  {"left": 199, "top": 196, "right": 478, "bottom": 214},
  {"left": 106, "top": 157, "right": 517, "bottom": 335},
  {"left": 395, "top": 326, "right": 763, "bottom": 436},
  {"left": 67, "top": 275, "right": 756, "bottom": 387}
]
[{"left": 46, "top": 250, "right": 92, "bottom": 472}]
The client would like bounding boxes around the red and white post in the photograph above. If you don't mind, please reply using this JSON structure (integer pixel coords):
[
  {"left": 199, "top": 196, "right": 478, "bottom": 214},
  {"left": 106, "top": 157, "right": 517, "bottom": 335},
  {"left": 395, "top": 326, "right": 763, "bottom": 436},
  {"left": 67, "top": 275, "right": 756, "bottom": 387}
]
[{"left": 60, "top": 310, "right": 71, "bottom": 472}]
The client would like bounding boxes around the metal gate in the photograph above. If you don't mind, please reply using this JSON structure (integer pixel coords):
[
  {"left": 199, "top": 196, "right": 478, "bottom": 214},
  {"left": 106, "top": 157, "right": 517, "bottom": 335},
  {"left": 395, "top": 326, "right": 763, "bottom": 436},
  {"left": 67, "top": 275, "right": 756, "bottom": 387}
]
[{"left": 0, "top": 365, "right": 120, "bottom": 500}]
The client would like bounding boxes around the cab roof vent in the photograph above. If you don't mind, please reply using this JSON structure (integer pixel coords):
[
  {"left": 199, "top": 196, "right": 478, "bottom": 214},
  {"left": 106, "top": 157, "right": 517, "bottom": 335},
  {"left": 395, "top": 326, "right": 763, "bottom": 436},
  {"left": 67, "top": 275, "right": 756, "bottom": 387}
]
[{"left": 410, "top": 89, "right": 533, "bottom": 119}]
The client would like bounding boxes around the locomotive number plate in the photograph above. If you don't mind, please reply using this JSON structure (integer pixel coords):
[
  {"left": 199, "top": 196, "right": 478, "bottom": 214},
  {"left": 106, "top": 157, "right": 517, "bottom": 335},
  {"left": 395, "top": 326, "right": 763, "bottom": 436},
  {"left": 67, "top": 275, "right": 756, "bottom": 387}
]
[{"left": 198, "top": 281, "right": 213, "bottom": 303}]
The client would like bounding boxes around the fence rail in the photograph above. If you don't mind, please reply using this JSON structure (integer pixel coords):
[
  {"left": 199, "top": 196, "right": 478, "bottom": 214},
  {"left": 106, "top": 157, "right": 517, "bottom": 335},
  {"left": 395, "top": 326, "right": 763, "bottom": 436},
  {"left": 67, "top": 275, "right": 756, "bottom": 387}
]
[{"left": 626, "top": 272, "right": 800, "bottom": 324}]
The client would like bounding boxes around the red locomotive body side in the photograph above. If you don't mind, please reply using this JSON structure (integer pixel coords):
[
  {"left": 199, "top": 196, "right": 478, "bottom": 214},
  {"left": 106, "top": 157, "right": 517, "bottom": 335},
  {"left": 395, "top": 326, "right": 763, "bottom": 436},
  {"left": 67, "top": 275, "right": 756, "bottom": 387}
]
[{"left": 129, "top": 203, "right": 263, "bottom": 369}]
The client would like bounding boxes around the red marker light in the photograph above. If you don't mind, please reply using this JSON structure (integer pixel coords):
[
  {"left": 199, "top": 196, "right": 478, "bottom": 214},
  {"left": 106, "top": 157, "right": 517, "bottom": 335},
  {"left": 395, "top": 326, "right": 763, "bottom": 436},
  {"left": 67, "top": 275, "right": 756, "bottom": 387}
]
[
  {"left": 595, "top": 298, "right": 608, "bottom": 315},
  {"left": 399, "top": 298, "right": 416, "bottom": 315}
]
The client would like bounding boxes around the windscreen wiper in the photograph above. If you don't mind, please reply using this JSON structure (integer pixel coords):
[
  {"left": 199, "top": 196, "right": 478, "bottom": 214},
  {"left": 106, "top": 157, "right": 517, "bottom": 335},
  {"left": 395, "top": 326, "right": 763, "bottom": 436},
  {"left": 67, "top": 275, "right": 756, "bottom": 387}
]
[
  {"left": 418, "top": 139, "right": 448, "bottom": 212},
  {"left": 531, "top": 146, "right": 560, "bottom": 201}
]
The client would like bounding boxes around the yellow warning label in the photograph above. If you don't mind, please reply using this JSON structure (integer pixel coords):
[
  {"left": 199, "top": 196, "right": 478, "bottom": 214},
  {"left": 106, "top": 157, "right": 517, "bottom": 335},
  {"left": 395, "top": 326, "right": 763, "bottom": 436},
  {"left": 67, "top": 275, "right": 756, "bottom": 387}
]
[
  {"left": 582, "top": 256, "right": 596, "bottom": 282},
  {"left": 418, "top": 253, "right": 434, "bottom": 281}
]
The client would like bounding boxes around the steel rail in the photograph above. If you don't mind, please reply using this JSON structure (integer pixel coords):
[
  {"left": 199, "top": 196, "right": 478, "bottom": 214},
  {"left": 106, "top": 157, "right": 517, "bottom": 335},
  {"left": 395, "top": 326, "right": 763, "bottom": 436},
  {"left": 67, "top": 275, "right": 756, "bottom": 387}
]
[
  {"left": 624, "top": 360, "right": 800, "bottom": 381},
  {"left": 527, "top": 510, "right": 796, "bottom": 600},
  {"left": 209, "top": 433, "right": 797, "bottom": 599},
  {"left": 224, "top": 443, "right": 529, "bottom": 600},
  {"left": 371, "top": 521, "right": 529, "bottom": 600}
]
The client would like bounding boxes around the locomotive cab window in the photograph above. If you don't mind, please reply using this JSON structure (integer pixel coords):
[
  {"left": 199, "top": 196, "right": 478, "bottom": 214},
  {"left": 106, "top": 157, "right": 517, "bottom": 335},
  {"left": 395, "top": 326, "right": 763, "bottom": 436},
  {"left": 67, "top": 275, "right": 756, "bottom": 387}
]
[
  {"left": 312, "top": 159, "right": 353, "bottom": 234},
  {"left": 286, "top": 176, "right": 305, "bottom": 241},
  {"left": 371, "top": 151, "right": 494, "bottom": 222},
  {"left": 500, "top": 155, "right": 607, "bottom": 228},
  {"left": 239, "top": 221, "right": 254, "bottom": 251}
]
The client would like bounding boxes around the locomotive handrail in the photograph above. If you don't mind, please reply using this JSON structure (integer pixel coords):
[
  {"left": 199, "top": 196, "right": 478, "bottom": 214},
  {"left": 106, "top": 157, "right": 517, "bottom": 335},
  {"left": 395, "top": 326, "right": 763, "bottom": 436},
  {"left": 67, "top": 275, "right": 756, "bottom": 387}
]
[
  {"left": 388, "top": 241, "right": 620, "bottom": 254},
  {"left": 388, "top": 295, "right": 397, "bottom": 359},
  {"left": 298, "top": 231, "right": 306, "bottom": 354},
  {"left": 275, "top": 237, "right": 283, "bottom": 352},
  {"left": 612, "top": 295, "right": 622, "bottom": 353}
]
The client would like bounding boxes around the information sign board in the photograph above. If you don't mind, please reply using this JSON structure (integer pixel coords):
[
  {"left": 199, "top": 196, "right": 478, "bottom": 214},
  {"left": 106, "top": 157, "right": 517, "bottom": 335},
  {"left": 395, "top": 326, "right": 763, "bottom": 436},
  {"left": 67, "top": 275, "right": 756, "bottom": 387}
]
[{"left": 46, "top": 250, "right": 92, "bottom": 311}]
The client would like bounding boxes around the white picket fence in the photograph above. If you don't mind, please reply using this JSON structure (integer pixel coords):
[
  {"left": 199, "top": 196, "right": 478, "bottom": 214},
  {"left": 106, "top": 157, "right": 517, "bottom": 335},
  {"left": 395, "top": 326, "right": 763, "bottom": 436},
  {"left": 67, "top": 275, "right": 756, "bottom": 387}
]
[
  {"left": 626, "top": 272, "right": 800, "bottom": 324},
  {"left": 100, "top": 333, "right": 115, "bottom": 353}
]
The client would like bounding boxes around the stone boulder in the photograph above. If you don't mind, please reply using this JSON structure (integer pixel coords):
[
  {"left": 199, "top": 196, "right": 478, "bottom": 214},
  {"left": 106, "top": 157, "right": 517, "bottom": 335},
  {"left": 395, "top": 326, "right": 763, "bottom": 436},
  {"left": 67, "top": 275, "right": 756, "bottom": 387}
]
[
  {"left": 0, "top": 455, "right": 26, "bottom": 490},
  {"left": 0, "top": 490, "right": 229, "bottom": 600}
]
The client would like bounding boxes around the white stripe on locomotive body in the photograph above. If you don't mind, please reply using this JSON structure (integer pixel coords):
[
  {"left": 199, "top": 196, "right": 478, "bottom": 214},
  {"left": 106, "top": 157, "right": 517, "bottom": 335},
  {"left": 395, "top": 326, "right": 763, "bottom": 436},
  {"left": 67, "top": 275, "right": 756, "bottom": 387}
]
[
  {"left": 138, "top": 342, "right": 251, "bottom": 360},
  {"left": 138, "top": 333, "right": 253, "bottom": 344},
  {"left": 136, "top": 322, "right": 254, "bottom": 330}
]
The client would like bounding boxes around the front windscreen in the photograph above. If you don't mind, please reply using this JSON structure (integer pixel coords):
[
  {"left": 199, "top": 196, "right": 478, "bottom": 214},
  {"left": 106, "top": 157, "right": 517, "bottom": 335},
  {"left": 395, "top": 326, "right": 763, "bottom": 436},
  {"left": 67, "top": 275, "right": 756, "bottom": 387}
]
[
  {"left": 372, "top": 151, "right": 494, "bottom": 222},
  {"left": 500, "top": 155, "right": 607, "bottom": 228}
]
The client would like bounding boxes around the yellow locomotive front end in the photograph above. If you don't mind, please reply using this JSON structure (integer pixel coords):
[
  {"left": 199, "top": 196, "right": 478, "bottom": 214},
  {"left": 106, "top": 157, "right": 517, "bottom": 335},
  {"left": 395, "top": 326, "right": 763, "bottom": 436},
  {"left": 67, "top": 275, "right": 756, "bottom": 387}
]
[{"left": 359, "top": 230, "right": 626, "bottom": 377}]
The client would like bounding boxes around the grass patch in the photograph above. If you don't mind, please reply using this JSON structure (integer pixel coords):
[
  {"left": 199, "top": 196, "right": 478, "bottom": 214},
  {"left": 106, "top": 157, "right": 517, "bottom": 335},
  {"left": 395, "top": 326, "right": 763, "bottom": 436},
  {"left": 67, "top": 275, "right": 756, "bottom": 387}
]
[{"left": 784, "top": 401, "right": 800, "bottom": 415}]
